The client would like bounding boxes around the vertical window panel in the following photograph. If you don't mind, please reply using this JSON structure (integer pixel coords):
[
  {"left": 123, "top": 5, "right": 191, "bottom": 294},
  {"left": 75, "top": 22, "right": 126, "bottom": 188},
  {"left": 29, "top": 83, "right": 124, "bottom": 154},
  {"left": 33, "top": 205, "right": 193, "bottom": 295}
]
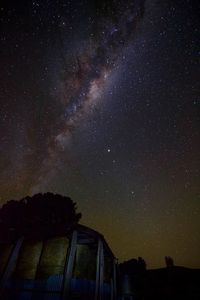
[
  {"left": 73, "top": 244, "right": 97, "bottom": 280},
  {"left": 70, "top": 242, "right": 97, "bottom": 299},
  {"left": 103, "top": 247, "right": 114, "bottom": 300},
  {"left": 13, "top": 240, "right": 43, "bottom": 280},
  {"left": 36, "top": 237, "right": 69, "bottom": 279},
  {"left": 104, "top": 255, "right": 113, "bottom": 283}
]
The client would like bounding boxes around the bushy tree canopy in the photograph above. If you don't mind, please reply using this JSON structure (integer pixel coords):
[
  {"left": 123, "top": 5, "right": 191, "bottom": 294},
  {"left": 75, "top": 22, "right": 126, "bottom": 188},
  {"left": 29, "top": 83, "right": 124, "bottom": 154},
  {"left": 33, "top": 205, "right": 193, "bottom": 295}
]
[{"left": 0, "top": 193, "right": 82, "bottom": 240}]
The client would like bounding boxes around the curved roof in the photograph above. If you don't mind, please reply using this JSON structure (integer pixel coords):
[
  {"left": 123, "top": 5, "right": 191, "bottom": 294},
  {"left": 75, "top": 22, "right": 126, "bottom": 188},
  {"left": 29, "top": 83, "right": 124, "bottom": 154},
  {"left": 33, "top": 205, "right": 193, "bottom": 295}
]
[
  {"left": 74, "top": 224, "right": 115, "bottom": 259},
  {"left": 0, "top": 222, "right": 116, "bottom": 259}
]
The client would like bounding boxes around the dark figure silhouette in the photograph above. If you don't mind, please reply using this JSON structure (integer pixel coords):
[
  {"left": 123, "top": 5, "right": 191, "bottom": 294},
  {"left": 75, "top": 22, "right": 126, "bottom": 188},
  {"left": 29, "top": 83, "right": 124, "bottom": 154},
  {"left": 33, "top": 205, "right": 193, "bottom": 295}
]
[
  {"left": 165, "top": 256, "right": 174, "bottom": 268},
  {"left": 138, "top": 256, "right": 146, "bottom": 272}
]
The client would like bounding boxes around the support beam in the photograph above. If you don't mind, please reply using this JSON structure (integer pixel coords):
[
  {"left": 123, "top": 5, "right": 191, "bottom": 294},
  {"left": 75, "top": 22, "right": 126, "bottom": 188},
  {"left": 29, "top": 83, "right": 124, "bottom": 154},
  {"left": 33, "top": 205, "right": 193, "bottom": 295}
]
[
  {"left": 62, "top": 230, "right": 77, "bottom": 299},
  {"left": 0, "top": 237, "right": 24, "bottom": 295}
]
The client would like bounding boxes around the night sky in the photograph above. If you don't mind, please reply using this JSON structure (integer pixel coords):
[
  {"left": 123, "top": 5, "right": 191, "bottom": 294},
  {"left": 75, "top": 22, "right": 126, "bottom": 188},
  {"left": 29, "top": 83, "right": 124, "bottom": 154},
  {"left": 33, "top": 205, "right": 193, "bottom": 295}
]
[{"left": 1, "top": 0, "right": 200, "bottom": 268}]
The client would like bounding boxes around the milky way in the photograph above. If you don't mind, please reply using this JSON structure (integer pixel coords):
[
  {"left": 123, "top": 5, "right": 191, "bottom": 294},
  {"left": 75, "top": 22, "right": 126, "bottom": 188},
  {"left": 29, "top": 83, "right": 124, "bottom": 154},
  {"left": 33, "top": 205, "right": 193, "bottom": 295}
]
[
  {"left": 32, "top": 0, "right": 146, "bottom": 191},
  {"left": 1, "top": 0, "right": 200, "bottom": 268}
]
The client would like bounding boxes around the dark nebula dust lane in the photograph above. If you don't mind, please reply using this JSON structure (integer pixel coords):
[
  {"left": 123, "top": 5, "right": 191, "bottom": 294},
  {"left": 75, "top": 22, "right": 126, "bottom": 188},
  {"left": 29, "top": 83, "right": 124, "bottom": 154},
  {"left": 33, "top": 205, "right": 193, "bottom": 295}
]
[{"left": 0, "top": 0, "right": 200, "bottom": 268}]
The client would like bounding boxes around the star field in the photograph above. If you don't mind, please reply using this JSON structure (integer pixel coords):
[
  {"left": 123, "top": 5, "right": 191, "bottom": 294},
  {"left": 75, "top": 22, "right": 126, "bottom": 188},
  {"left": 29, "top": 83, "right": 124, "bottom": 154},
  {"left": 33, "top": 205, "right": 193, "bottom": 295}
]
[{"left": 0, "top": 0, "right": 200, "bottom": 268}]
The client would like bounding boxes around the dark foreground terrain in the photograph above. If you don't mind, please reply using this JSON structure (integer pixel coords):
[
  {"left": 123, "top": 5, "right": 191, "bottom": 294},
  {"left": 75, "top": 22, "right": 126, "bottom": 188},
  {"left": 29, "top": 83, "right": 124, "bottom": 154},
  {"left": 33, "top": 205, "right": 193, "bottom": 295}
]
[
  {"left": 144, "top": 267, "right": 200, "bottom": 300},
  {"left": 126, "top": 267, "right": 200, "bottom": 300}
]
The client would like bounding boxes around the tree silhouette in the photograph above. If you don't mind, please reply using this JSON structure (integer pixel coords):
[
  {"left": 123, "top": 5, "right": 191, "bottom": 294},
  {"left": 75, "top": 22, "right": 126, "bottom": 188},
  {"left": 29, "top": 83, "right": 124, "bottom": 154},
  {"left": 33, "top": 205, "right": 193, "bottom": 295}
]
[
  {"left": 165, "top": 256, "right": 174, "bottom": 268},
  {"left": 0, "top": 193, "right": 82, "bottom": 240}
]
